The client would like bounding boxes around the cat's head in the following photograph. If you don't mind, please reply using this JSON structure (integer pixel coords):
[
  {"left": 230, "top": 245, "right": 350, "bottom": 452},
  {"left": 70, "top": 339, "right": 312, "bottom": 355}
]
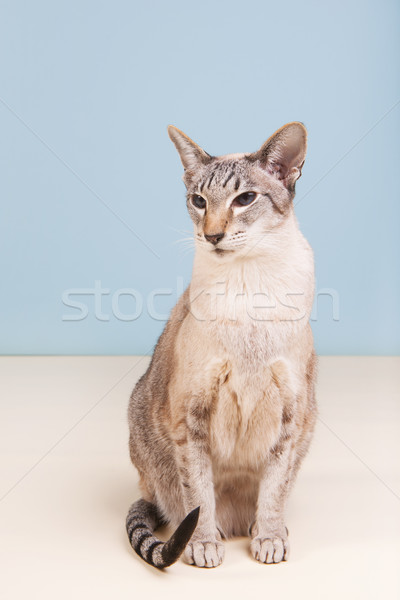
[{"left": 168, "top": 122, "right": 307, "bottom": 259}]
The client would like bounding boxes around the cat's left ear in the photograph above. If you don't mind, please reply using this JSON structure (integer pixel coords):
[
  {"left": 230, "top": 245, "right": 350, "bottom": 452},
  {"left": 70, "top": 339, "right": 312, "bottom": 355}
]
[
  {"left": 168, "top": 125, "right": 212, "bottom": 173},
  {"left": 251, "top": 122, "right": 307, "bottom": 191}
]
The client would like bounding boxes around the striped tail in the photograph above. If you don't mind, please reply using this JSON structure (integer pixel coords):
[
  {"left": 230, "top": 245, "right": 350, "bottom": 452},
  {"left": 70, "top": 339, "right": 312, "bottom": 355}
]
[{"left": 126, "top": 499, "right": 200, "bottom": 569}]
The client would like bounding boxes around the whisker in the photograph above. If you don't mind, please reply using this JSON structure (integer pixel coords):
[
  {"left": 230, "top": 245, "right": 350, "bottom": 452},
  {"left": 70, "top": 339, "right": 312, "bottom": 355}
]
[
  {"left": 176, "top": 245, "right": 196, "bottom": 262},
  {"left": 167, "top": 225, "right": 194, "bottom": 236},
  {"left": 172, "top": 237, "right": 195, "bottom": 246}
]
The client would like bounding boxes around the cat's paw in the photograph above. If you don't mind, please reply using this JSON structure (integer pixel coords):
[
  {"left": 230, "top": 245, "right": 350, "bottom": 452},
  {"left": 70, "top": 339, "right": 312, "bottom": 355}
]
[
  {"left": 250, "top": 535, "right": 289, "bottom": 564},
  {"left": 184, "top": 540, "right": 225, "bottom": 568}
]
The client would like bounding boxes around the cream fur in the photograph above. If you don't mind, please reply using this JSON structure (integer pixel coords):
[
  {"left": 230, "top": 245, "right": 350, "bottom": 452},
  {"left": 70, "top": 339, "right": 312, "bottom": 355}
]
[{"left": 127, "top": 123, "right": 317, "bottom": 569}]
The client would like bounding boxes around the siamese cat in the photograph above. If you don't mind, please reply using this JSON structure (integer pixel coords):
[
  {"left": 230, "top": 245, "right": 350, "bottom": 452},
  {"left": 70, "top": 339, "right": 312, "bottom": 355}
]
[{"left": 126, "top": 122, "right": 317, "bottom": 568}]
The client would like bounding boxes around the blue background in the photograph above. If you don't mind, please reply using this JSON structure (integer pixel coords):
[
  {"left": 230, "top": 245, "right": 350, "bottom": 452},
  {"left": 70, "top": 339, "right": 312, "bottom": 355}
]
[{"left": 1, "top": 0, "right": 399, "bottom": 356}]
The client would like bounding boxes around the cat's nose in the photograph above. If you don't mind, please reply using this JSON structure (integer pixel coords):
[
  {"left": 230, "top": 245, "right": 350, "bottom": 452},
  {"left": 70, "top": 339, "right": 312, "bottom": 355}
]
[{"left": 204, "top": 232, "right": 225, "bottom": 245}]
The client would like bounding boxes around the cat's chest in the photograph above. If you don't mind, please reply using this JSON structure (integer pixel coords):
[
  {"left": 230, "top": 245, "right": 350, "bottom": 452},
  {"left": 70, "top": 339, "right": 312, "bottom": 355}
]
[
  {"left": 190, "top": 257, "right": 310, "bottom": 328},
  {"left": 190, "top": 274, "right": 306, "bottom": 363},
  {"left": 209, "top": 360, "right": 284, "bottom": 469}
]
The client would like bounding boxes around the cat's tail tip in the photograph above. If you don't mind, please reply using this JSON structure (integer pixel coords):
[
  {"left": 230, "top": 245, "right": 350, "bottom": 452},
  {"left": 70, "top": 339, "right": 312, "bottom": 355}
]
[
  {"left": 126, "top": 500, "right": 200, "bottom": 569},
  {"left": 161, "top": 506, "right": 200, "bottom": 567}
]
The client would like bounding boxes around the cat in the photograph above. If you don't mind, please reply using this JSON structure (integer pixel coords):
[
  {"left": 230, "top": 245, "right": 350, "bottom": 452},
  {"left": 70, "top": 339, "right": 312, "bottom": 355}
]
[{"left": 126, "top": 122, "right": 317, "bottom": 569}]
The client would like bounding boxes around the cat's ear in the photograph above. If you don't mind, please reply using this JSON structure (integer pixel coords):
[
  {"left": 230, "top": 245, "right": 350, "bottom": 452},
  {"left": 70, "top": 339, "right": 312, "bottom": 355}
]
[
  {"left": 251, "top": 122, "right": 307, "bottom": 191},
  {"left": 168, "top": 125, "right": 212, "bottom": 172}
]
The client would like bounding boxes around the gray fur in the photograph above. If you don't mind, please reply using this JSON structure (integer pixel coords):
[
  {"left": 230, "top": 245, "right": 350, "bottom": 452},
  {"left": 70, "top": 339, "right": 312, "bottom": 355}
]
[{"left": 126, "top": 122, "right": 317, "bottom": 568}]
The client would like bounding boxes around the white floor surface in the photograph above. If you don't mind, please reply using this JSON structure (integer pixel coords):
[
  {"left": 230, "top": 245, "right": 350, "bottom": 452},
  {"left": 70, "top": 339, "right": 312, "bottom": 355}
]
[{"left": 0, "top": 356, "right": 399, "bottom": 599}]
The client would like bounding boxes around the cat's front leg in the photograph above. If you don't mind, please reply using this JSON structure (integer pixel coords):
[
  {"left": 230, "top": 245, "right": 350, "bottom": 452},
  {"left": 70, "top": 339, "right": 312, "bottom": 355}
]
[
  {"left": 250, "top": 443, "right": 292, "bottom": 564},
  {"left": 250, "top": 429, "right": 294, "bottom": 564},
  {"left": 174, "top": 399, "right": 224, "bottom": 568}
]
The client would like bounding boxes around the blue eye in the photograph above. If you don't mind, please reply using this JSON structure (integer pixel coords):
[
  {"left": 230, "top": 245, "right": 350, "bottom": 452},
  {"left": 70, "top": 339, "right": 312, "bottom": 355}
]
[
  {"left": 192, "top": 194, "right": 206, "bottom": 209},
  {"left": 232, "top": 192, "right": 257, "bottom": 207}
]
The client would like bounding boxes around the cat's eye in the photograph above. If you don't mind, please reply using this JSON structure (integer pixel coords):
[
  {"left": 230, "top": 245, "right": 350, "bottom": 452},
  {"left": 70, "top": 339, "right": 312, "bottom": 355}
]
[
  {"left": 191, "top": 194, "right": 206, "bottom": 209},
  {"left": 232, "top": 192, "right": 257, "bottom": 207}
]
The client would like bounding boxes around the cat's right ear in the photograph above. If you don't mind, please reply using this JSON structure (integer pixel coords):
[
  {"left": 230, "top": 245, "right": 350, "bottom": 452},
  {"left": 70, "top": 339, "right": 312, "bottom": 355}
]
[{"left": 167, "top": 126, "right": 212, "bottom": 173}]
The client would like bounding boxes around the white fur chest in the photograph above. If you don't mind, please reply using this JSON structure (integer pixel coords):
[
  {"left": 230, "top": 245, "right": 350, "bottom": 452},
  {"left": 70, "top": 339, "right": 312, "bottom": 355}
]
[
  {"left": 189, "top": 248, "right": 313, "bottom": 365},
  {"left": 208, "top": 357, "right": 286, "bottom": 470},
  {"left": 184, "top": 227, "right": 314, "bottom": 468}
]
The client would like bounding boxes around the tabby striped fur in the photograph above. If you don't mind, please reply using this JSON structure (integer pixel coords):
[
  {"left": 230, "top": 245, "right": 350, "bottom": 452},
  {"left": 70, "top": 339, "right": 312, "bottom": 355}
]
[{"left": 126, "top": 122, "right": 317, "bottom": 568}]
